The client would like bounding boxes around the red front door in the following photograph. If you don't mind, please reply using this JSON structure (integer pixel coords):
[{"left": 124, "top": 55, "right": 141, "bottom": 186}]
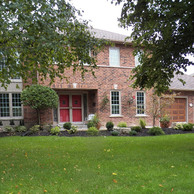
[{"left": 59, "top": 95, "right": 82, "bottom": 122}]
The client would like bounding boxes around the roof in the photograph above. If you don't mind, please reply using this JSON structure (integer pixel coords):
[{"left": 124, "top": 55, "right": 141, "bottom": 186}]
[
  {"left": 90, "top": 28, "right": 132, "bottom": 43},
  {"left": 169, "top": 74, "right": 194, "bottom": 91}
]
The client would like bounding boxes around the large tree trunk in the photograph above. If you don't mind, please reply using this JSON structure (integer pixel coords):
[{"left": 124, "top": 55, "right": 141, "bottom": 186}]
[{"left": 36, "top": 109, "right": 41, "bottom": 125}]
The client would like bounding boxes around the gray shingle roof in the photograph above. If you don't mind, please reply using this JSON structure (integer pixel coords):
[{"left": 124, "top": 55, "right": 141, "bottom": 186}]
[
  {"left": 90, "top": 28, "right": 132, "bottom": 43},
  {"left": 170, "top": 74, "right": 194, "bottom": 91}
]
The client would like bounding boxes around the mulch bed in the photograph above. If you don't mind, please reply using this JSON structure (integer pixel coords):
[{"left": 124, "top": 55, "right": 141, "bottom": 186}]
[{"left": 0, "top": 128, "right": 194, "bottom": 137}]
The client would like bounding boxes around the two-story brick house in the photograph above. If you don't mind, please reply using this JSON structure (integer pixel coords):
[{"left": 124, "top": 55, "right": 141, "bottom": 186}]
[{"left": 2, "top": 29, "right": 193, "bottom": 128}]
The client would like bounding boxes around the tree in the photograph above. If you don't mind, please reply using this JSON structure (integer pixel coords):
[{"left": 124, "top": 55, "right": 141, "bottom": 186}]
[
  {"left": 0, "top": 0, "right": 104, "bottom": 87},
  {"left": 146, "top": 92, "right": 176, "bottom": 127},
  {"left": 113, "top": 0, "right": 194, "bottom": 94},
  {"left": 21, "top": 85, "right": 59, "bottom": 125}
]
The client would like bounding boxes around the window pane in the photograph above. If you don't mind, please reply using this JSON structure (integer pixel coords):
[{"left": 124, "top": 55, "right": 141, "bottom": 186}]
[
  {"left": 0, "top": 94, "right": 10, "bottom": 117},
  {"left": 109, "top": 47, "right": 120, "bottom": 67},
  {"left": 12, "top": 93, "right": 22, "bottom": 117},
  {"left": 111, "top": 91, "right": 120, "bottom": 114},
  {"left": 137, "top": 92, "right": 145, "bottom": 114}
]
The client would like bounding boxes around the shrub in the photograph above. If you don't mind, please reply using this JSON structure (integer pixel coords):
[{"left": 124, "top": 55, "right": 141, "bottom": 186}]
[
  {"left": 111, "top": 130, "right": 119, "bottom": 136},
  {"left": 87, "top": 120, "right": 95, "bottom": 128},
  {"left": 30, "top": 125, "right": 40, "bottom": 133},
  {"left": 4, "top": 126, "right": 14, "bottom": 133},
  {"left": 21, "top": 85, "right": 59, "bottom": 125},
  {"left": 87, "top": 127, "right": 99, "bottom": 136},
  {"left": 182, "top": 123, "right": 193, "bottom": 131},
  {"left": 129, "top": 130, "right": 138, "bottom": 136},
  {"left": 50, "top": 126, "right": 60, "bottom": 135},
  {"left": 139, "top": 119, "right": 146, "bottom": 129},
  {"left": 106, "top": 121, "right": 114, "bottom": 131},
  {"left": 148, "top": 127, "right": 165, "bottom": 136},
  {"left": 87, "top": 114, "right": 101, "bottom": 129},
  {"left": 15, "top": 126, "right": 27, "bottom": 132},
  {"left": 131, "top": 126, "right": 142, "bottom": 132},
  {"left": 67, "top": 125, "right": 77, "bottom": 134},
  {"left": 63, "top": 122, "right": 72, "bottom": 130},
  {"left": 117, "top": 122, "right": 127, "bottom": 128},
  {"left": 173, "top": 123, "right": 184, "bottom": 130}
]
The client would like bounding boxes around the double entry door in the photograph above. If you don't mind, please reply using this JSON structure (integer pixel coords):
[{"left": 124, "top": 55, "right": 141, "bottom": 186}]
[{"left": 59, "top": 94, "right": 83, "bottom": 123}]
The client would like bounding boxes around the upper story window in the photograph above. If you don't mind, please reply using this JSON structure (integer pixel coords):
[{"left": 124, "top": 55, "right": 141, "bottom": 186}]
[
  {"left": 111, "top": 91, "right": 121, "bottom": 115},
  {"left": 136, "top": 91, "right": 145, "bottom": 115},
  {"left": 0, "top": 93, "right": 22, "bottom": 118},
  {"left": 109, "top": 47, "right": 120, "bottom": 67}
]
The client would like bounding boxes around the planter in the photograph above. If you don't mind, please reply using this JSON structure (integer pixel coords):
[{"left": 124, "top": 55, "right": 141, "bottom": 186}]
[{"left": 160, "top": 121, "right": 170, "bottom": 128}]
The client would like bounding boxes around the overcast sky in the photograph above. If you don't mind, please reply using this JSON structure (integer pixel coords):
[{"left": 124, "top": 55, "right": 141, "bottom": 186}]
[{"left": 71, "top": 0, "right": 194, "bottom": 75}]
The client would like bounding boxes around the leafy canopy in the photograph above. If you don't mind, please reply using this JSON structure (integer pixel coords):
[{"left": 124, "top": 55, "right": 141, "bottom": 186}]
[
  {"left": 114, "top": 0, "right": 194, "bottom": 94},
  {"left": 21, "top": 85, "right": 59, "bottom": 110},
  {"left": 0, "top": 0, "right": 104, "bottom": 87}
]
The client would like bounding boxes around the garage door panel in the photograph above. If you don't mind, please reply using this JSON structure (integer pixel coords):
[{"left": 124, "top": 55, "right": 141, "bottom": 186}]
[{"left": 164, "top": 98, "right": 186, "bottom": 123}]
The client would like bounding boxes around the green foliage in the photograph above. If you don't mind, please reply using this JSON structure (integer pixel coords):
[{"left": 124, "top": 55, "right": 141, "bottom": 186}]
[
  {"left": 87, "top": 114, "right": 100, "bottom": 129},
  {"left": 67, "top": 125, "right": 77, "bottom": 134},
  {"left": 131, "top": 126, "right": 142, "bottom": 132},
  {"left": 0, "top": 0, "right": 105, "bottom": 87},
  {"left": 139, "top": 119, "right": 146, "bottom": 129},
  {"left": 30, "top": 125, "right": 40, "bottom": 133},
  {"left": 117, "top": 122, "right": 127, "bottom": 128},
  {"left": 111, "top": 130, "right": 119, "bottom": 136},
  {"left": 50, "top": 126, "right": 60, "bottom": 135},
  {"left": 87, "top": 127, "right": 99, "bottom": 136},
  {"left": 115, "top": 0, "right": 194, "bottom": 94},
  {"left": 148, "top": 127, "right": 165, "bottom": 136},
  {"left": 4, "top": 126, "right": 14, "bottom": 133},
  {"left": 63, "top": 122, "right": 72, "bottom": 130},
  {"left": 129, "top": 130, "right": 138, "bottom": 136},
  {"left": 106, "top": 121, "right": 114, "bottom": 131},
  {"left": 15, "top": 126, "right": 27, "bottom": 132},
  {"left": 182, "top": 123, "right": 193, "bottom": 131},
  {"left": 173, "top": 123, "right": 184, "bottom": 130},
  {"left": 21, "top": 85, "right": 58, "bottom": 110},
  {"left": 21, "top": 85, "right": 59, "bottom": 125}
]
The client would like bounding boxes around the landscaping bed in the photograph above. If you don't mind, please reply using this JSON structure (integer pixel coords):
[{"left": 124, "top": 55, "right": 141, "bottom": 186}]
[{"left": 1, "top": 127, "right": 194, "bottom": 137}]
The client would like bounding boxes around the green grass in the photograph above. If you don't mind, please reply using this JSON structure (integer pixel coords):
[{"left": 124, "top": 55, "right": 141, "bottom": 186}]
[{"left": 0, "top": 134, "right": 194, "bottom": 193}]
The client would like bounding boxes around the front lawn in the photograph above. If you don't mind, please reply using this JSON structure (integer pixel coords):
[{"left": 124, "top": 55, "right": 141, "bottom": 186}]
[{"left": 0, "top": 134, "right": 194, "bottom": 193}]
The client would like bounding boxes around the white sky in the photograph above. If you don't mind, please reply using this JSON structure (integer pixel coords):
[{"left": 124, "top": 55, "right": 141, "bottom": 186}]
[{"left": 70, "top": 0, "right": 194, "bottom": 75}]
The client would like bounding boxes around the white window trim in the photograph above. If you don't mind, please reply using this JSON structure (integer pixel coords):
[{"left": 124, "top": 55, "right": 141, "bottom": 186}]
[
  {"left": 109, "top": 47, "right": 120, "bottom": 67},
  {"left": 136, "top": 91, "right": 146, "bottom": 116},
  {"left": 0, "top": 92, "right": 23, "bottom": 120},
  {"left": 110, "top": 90, "right": 122, "bottom": 117}
]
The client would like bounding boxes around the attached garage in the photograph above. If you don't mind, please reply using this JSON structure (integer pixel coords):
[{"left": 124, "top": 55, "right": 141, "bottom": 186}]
[{"left": 165, "top": 98, "right": 187, "bottom": 123}]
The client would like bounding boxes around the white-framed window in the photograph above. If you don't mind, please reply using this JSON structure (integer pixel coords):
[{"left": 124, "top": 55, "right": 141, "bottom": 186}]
[
  {"left": 0, "top": 93, "right": 22, "bottom": 118},
  {"left": 111, "top": 91, "right": 121, "bottom": 115},
  {"left": 109, "top": 47, "right": 120, "bottom": 67},
  {"left": 136, "top": 91, "right": 145, "bottom": 115}
]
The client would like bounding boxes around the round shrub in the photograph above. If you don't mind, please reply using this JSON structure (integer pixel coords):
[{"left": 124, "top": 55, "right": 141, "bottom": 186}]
[
  {"left": 117, "top": 122, "right": 127, "bottom": 128},
  {"left": 148, "top": 127, "right": 165, "bottom": 136},
  {"left": 63, "top": 122, "right": 72, "bottom": 130},
  {"left": 87, "top": 127, "right": 99, "bottom": 136},
  {"left": 129, "top": 130, "right": 138, "bottom": 136},
  {"left": 4, "top": 126, "right": 14, "bottom": 133},
  {"left": 183, "top": 123, "right": 193, "bottom": 131},
  {"left": 50, "top": 126, "right": 60, "bottom": 135},
  {"left": 87, "top": 121, "right": 95, "bottom": 128},
  {"left": 15, "top": 126, "right": 27, "bottom": 132},
  {"left": 131, "top": 126, "right": 142, "bottom": 132},
  {"left": 106, "top": 121, "right": 114, "bottom": 131},
  {"left": 30, "top": 125, "right": 40, "bottom": 133},
  {"left": 111, "top": 130, "right": 119, "bottom": 136}
]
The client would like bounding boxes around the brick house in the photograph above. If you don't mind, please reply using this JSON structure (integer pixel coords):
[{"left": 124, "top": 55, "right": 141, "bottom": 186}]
[{"left": 1, "top": 29, "right": 194, "bottom": 128}]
